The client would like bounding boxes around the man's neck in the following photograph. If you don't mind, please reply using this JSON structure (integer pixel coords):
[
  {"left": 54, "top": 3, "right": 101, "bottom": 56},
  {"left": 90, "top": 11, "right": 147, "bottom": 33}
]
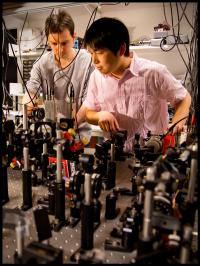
[
  {"left": 55, "top": 49, "right": 76, "bottom": 68},
  {"left": 111, "top": 57, "right": 132, "bottom": 79}
]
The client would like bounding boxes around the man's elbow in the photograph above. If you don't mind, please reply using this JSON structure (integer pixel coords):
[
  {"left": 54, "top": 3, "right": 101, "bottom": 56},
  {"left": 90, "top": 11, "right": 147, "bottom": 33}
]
[
  {"left": 185, "top": 91, "right": 192, "bottom": 108},
  {"left": 187, "top": 91, "right": 192, "bottom": 104},
  {"left": 85, "top": 108, "right": 92, "bottom": 121}
]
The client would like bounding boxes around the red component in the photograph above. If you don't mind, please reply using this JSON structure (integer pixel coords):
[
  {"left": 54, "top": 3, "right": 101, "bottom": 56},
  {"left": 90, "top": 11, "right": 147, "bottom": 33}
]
[
  {"left": 70, "top": 141, "right": 84, "bottom": 152},
  {"left": 63, "top": 131, "right": 73, "bottom": 141},
  {"left": 48, "top": 156, "right": 69, "bottom": 177},
  {"left": 162, "top": 134, "right": 175, "bottom": 154},
  {"left": 12, "top": 157, "right": 17, "bottom": 164},
  {"left": 191, "top": 114, "right": 195, "bottom": 125}
]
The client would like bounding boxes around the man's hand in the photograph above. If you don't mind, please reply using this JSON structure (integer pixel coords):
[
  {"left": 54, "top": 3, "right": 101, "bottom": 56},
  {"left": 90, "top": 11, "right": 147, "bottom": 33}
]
[
  {"left": 22, "top": 92, "right": 37, "bottom": 116},
  {"left": 98, "top": 111, "right": 119, "bottom": 132},
  {"left": 85, "top": 108, "right": 119, "bottom": 132},
  {"left": 169, "top": 92, "right": 191, "bottom": 135},
  {"left": 168, "top": 120, "right": 186, "bottom": 135}
]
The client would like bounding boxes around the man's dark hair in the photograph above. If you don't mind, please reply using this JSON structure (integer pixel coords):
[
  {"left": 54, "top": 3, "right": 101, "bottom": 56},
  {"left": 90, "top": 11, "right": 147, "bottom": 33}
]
[
  {"left": 45, "top": 9, "right": 74, "bottom": 38},
  {"left": 84, "top": 17, "right": 130, "bottom": 56}
]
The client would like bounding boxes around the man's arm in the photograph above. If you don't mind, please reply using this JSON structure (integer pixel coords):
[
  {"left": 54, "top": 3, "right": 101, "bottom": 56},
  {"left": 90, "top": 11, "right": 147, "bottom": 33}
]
[
  {"left": 75, "top": 104, "right": 87, "bottom": 126},
  {"left": 85, "top": 108, "right": 120, "bottom": 132},
  {"left": 170, "top": 92, "right": 191, "bottom": 134}
]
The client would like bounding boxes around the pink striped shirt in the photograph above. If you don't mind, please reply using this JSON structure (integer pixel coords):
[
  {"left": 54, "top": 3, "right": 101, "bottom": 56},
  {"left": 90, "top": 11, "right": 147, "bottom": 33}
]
[{"left": 84, "top": 53, "right": 188, "bottom": 152}]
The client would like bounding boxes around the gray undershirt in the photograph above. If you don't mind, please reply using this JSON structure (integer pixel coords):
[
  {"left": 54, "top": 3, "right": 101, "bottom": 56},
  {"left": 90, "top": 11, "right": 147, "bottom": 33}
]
[{"left": 26, "top": 49, "right": 93, "bottom": 119}]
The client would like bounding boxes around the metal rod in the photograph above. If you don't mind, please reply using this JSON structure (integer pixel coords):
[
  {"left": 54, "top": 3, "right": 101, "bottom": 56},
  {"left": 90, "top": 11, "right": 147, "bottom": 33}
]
[
  {"left": 84, "top": 173, "right": 91, "bottom": 205},
  {"left": 142, "top": 166, "right": 155, "bottom": 241},
  {"left": 22, "top": 104, "right": 27, "bottom": 130},
  {"left": 186, "top": 143, "right": 197, "bottom": 203},
  {"left": 56, "top": 130, "right": 63, "bottom": 183},
  {"left": 23, "top": 147, "right": 29, "bottom": 171}
]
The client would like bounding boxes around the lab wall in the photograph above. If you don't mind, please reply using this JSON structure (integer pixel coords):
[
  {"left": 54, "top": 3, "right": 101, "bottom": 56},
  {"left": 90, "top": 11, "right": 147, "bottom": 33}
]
[{"left": 3, "top": 2, "right": 197, "bottom": 78}]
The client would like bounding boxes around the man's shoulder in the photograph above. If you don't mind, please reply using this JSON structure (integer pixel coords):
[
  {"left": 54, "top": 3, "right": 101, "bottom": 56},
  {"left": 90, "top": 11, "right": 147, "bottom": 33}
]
[
  {"left": 76, "top": 48, "right": 91, "bottom": 62},
  {"left": 32, "top": 51, "right": 53, "bottom": 68},
  {"left": 137, "top": 55, "right": 163, "bottom": 66},
  {"left": 135, "top": 55, "right": 166, "bottom": 73}
]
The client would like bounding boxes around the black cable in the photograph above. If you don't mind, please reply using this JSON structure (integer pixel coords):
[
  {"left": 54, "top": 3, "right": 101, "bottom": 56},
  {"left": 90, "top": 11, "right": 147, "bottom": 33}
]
[
  {"left": 5, "top": 31, "right": 17, "bottom": 43},
  {"left": 175, "top": 3, "right": 180, "bottom": 39},
  {"left": 160, "top": 4, "right": 194, "bottom": 78},
  {"left": 19, "top": 12, "right": 28, "bottom": 62},
  {"left": 3, "top": 83, "right": 41, "bottom": 107},
  {"left": 179, "top": 2, "right": 195, "bottom": 30},
  {"left": 2, "top": 17, "right": 35, "bottom": 107},
  {"left": 52, "top": 4, "right": 99, "bottom": 93},
  {"left": 162, "top": 2, "right": 187, "bottom": 29},
  {"left": 73, "top": 2, "right": 121, "bottom": 133},
  {"left": 2, "top": 45, "right": 10, "bottom": 106},
  {"left": 170, "top": 3, "right": 190, "bottom": 73},
  {"left": 32, "top": 8, "right": 54, "bottom": 66},
  {"left": 52, "top": 2, "right": 120, "bottom": 97},
  {"left": 50, "top": 3, "right": 99, "bottom": 129},
  {"left": 80, "top": 58, "right": 93, "bottom": 105},
  {"left": 2, "top": 28, "right": 45, "bottom": 110},
  {"left": 160, "top": 115, "right": 189, "bottom": 140},
  {"left": 170, "top": 3, "right": 174, "bottom": 30},
  {"left": 160, "top": 36, "right": 176, "bottom": 52}
]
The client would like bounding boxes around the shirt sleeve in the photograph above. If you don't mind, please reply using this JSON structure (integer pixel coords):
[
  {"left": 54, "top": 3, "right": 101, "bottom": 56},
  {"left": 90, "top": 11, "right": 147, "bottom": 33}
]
[
  {"left": 26, "top": 60, "right": 42, "bottom": 97},
  {"left": 155, "top": 65, "right": 188, "bottom": 105},
  {"left": 83, "top": 71, "right": 101, "bottom": 111}
]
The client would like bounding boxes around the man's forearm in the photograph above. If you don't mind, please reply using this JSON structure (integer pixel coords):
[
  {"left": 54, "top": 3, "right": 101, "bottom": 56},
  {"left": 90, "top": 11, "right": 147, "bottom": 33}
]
[
  {"left": 170, "top": 92, "right": 191, "bottom": 134},
  {"left": 172, "top": 92, "right": 191, "bottom": 124},
  {"left": 85, "top": 109, "right": 99, "bottom": 125},
  {"left": 76, "top": 104, "right": 87, "bottom": 125}
]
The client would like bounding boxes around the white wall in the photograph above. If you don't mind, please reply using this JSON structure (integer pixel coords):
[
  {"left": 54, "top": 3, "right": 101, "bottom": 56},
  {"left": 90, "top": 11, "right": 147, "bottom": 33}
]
[
  {"left": 4, "top": 3, "right": 196, "bottom": 39},
  {"left": 3, "top": 2, "right": 197, "bottom": 78},
  {"left": 100, "top": 3, "right": 196, "bottom": 42}
]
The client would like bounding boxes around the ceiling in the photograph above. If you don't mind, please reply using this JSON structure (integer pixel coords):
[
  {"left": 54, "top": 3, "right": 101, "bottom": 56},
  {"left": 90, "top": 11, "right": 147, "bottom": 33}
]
[
  {"left": 2, "top": 2, "right": 134, "bottom": 16},
  {"left": 2, "top": 2, "right": 89, "bottom": 16}
]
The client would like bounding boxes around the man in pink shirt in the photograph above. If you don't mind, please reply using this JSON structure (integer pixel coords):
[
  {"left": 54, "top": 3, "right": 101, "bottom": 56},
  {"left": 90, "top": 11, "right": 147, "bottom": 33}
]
[{"left": 83, "top": 17, "right": 191, "bottom": 152}]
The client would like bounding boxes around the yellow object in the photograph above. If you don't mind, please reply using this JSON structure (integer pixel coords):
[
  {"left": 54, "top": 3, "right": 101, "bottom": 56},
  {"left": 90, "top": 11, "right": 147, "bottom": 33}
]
[
  {"left": 81, "top": 136, "right": 89, "bottom": 145},
  {"left": 10, "top": 162, "right": 16, "bottom": 169},
  {"left": 68, "top": 128, "right": 76, "bottom": 136}
]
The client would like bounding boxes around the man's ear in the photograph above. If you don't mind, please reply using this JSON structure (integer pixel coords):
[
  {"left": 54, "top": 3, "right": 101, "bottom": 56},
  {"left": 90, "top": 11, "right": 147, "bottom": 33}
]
[{"left": 119, "top": 43, "right": 126, "bottom": 56}]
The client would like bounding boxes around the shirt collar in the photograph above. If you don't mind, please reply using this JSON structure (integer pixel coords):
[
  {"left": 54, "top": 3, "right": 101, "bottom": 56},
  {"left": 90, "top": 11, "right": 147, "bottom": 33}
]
[
  {"left": 128, "top": 51, "right": 139, "bottom": 77},
  {"left": 100, "top": 52, "right": 139, "bottom": 79},
  {"left": 117, "top": 52, "right": 139, "bottom": 79}
]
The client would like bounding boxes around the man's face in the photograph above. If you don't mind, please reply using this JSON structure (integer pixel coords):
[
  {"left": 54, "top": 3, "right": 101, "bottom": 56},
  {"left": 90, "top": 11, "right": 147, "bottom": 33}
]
[
  {"left": 87, "top": 47, "right": 121, "bottom": 75},
  {"left": 48, "top": 29, "right": 75, "bottom": 60}
]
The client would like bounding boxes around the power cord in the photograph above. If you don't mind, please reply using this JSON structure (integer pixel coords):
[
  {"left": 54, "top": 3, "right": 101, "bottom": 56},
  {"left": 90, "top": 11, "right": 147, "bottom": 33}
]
[{"left": 160, "top": 115, "right": 188, "bottom": 140}]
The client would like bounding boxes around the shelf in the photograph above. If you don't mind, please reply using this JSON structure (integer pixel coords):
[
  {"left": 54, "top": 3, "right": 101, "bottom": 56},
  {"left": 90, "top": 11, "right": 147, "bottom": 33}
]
[
  {"left": 130, "top": 43, "right": 189, "bottom": 51},
  {"left": 130, "top": 45, "right": 160, "bottom": 50},
  {"left": 9, "top": 51, "right": 42, "bottom": 57},
  {"left": 129, "top": 44, "right": 189, "bottom": 77}
]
